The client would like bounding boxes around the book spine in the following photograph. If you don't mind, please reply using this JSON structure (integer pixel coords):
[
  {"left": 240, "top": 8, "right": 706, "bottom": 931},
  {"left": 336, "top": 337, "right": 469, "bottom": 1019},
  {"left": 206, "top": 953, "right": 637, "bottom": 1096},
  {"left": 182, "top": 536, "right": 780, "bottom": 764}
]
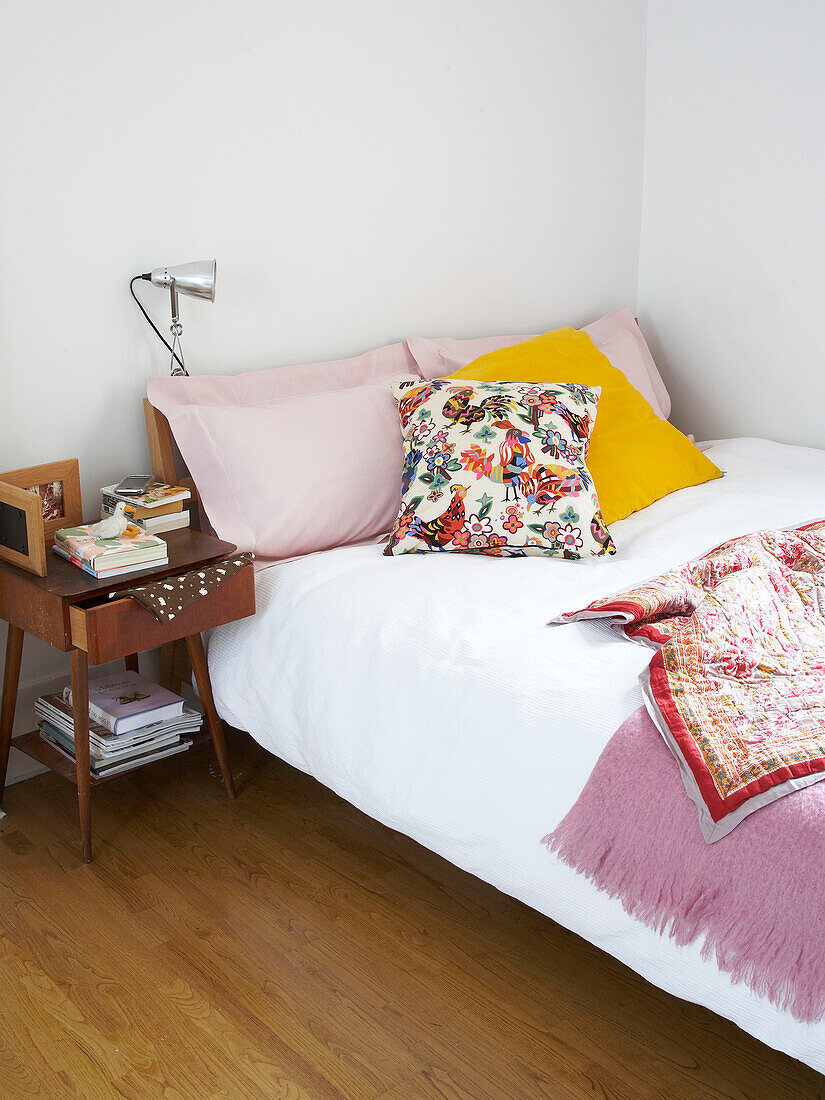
[
  {"left": 103, "top": 507, "right": 189, "bottom": 532},
  {"left": 63, "top": 687, "right": 118, "bottom": 733},
  {"left": 87, "top": 701, "right": 118, "bottom": 734},
  {"left": 102, "top": 492, "right": 184, "bottom": 520},
  {"left": 52, "top": 546, "right": 99, "bottom": 578},
  {"left": 140, "top": 514, "right": 189, "bottom": 533},
  {"left": 52, "top": 545, "right": 169, "bottom": 578}
]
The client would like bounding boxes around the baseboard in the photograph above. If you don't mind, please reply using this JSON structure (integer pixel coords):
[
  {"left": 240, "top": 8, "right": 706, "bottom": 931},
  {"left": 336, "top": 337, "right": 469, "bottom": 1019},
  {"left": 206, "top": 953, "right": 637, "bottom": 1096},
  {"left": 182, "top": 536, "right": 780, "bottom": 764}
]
[
  {"left": 5, "top": 673, "right": 66, "bottom": 786},
  {"left": 7, "top": 750, "right": 48, "bottom": 785}
]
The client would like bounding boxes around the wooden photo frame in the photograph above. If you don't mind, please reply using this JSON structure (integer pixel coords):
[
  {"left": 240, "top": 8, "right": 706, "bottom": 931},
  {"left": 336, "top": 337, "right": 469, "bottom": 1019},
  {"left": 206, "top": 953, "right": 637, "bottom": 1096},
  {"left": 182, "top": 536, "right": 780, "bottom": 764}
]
[
  {"left": 0, "top": 459, "right": 83, "bottom": 548},
  {"left": 0, "top": 480, "right": 48, "bottom": 576}
]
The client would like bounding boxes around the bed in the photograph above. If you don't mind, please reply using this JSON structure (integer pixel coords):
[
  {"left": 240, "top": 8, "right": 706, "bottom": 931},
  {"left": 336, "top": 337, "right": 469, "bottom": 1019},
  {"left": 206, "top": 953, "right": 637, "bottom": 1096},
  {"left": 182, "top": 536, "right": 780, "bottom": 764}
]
[{"left": 203, "top": 436, "right": 825, "bottom": 1075}]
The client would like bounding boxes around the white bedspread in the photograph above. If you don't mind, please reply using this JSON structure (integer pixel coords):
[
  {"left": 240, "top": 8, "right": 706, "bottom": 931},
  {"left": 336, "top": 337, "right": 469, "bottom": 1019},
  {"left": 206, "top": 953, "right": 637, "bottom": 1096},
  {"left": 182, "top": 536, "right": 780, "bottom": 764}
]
[{"left": 208, "top": 437, "right": 825, "bottom": 1073}]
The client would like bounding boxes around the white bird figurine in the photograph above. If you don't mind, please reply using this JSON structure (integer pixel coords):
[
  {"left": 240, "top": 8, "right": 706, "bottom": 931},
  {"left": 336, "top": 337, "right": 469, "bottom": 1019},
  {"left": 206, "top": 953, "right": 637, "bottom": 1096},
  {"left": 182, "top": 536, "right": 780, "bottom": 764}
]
[{"left": 84, "top": 501, "right": 132, "bottom": 539}]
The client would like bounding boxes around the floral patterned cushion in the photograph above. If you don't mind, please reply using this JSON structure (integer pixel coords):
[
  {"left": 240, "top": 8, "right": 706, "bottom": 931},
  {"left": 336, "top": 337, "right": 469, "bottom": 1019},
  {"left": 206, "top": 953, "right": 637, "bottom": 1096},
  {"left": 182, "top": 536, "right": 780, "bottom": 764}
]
[{"left": 385, "top": 379, "right": 615, "bottom": 559}]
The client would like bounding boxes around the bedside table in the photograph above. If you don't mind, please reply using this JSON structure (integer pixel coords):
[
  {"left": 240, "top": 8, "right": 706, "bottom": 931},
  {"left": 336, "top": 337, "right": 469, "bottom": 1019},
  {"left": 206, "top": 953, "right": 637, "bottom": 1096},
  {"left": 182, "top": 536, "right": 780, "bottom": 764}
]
[{"left": 0, "top": 529, "right": 255, "bottom": 863}]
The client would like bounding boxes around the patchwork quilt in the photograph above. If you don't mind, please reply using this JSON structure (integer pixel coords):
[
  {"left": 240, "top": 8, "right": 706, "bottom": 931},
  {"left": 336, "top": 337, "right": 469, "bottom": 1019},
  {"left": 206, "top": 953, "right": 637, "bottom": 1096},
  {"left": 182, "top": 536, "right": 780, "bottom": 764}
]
[{"left": 555, "top": 520, "right": 825, "bottom": 841}]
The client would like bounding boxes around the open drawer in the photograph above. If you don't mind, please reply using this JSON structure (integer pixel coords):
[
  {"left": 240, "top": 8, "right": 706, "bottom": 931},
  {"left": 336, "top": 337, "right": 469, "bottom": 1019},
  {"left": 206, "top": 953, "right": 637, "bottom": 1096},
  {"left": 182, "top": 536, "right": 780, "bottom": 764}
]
[{"left": 68, "top": 563, "right": 255, "bottom": 665}]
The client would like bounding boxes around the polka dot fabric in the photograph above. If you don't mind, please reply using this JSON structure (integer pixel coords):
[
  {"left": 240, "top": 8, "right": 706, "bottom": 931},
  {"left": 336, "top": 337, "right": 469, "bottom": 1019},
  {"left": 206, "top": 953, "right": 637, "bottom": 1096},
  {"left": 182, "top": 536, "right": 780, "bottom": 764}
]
[{"left": 119, "top": 553, "right": 253, "bottom": 623}]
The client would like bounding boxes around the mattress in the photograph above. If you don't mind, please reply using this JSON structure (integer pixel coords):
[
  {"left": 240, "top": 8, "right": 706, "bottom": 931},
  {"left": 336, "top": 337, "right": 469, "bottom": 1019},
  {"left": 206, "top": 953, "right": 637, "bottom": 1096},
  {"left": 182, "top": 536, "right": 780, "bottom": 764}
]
[{"left": 208, "top": 437, "right": 825, "bottom": 1074}]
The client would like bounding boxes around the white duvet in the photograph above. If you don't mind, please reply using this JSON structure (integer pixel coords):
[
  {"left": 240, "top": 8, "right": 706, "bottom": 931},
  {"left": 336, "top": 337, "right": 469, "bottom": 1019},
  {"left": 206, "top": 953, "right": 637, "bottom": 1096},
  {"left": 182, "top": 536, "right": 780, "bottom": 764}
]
[{"left": 208, "top": 438, "right": 825, "bottom": 1074}]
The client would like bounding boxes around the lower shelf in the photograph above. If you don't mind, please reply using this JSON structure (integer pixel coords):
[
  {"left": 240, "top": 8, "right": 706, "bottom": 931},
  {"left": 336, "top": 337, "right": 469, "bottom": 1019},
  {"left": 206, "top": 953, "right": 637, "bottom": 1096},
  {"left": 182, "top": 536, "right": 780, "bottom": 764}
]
[{"left": 13, "top": 729, "right": 210, "bottom": 787}]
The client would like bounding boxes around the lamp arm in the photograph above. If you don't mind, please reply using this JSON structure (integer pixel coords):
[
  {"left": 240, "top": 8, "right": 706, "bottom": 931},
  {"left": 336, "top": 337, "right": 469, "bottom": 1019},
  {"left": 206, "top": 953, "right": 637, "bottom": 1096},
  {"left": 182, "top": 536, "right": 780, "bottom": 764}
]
[
  {"left": 129, "top": 275, "right": 186, "bottom": 371},
  {"left": 169, "top": 279, "right": 182, "bottom": 334},
  {"left": 167, "top": 278, "right": 188, "bottom": 377}
]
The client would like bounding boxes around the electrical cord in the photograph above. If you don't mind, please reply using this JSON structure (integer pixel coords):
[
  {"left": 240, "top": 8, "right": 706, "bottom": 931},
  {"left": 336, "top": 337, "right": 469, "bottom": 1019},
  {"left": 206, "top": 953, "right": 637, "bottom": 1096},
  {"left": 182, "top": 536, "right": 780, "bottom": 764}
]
[{"left": 130, "top": 274, "right": 186, "bottom": 371}]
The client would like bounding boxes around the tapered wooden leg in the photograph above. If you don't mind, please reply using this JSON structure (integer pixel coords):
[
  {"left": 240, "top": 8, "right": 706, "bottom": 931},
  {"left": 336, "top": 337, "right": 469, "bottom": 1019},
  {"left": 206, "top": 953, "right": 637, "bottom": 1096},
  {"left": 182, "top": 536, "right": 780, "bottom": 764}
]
[
  {"left": 124, "top": 653, "right": 139, "bottom": 673},
  {"left": 0, "top": 625, "right": 25, "bottom": 807},
  {"left": 184, "top": 632, "right": 236, "bottom": 799},
  {"left": 70, "top": 648, "right": 92, "bottom": 863}
]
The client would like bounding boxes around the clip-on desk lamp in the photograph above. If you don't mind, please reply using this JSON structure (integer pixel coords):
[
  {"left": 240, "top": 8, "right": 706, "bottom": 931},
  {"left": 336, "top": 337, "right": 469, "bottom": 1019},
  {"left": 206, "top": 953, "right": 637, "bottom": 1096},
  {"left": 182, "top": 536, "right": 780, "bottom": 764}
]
[{"left": 130, "top": 259, "right": 216, "bottom": 376}]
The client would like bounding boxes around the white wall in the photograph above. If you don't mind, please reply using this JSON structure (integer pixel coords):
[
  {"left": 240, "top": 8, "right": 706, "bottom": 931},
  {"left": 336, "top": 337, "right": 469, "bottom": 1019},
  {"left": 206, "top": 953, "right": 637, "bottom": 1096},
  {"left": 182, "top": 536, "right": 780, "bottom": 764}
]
[
  {"left": 638, "top": 0, "right": 825, "bottom": 447},
  {"left": 0, "top": 0, "right": 647, "bottom": 781}
]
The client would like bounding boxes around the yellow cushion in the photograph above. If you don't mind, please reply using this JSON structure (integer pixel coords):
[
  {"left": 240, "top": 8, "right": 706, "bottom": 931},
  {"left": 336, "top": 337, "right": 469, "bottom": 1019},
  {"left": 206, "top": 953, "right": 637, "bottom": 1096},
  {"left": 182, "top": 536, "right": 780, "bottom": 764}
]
[{"left": 448, "top": 327, "right": 721, "bottom": 525}]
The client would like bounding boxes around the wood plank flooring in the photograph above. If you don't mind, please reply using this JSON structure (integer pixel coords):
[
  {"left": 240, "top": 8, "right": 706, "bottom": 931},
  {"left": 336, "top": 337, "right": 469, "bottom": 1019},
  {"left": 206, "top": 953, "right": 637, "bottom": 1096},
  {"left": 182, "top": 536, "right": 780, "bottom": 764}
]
[{"left": 1, "top": 730, "right": 823, "bottom": 1099}]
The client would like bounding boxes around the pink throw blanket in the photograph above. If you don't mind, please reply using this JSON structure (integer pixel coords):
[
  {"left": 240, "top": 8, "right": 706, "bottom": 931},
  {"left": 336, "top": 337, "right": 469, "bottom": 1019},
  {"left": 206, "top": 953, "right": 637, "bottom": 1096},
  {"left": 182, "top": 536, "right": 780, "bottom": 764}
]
[{"left": 544, "top": 706, "right": 825, "bottom": 1023}]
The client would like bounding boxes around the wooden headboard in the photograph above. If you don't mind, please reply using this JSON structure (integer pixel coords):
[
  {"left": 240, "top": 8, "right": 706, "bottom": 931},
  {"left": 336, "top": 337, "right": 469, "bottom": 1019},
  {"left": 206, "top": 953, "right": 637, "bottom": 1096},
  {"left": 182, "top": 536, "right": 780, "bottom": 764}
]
[
  {"left": 143, "top": 398, "right": 202, "bottom": 691},
  {"left": 143, "top": 398, "right": 203, "bottom": 526},
  {"left": 143, "top": 398, "right": 190, "bottom": 488}
]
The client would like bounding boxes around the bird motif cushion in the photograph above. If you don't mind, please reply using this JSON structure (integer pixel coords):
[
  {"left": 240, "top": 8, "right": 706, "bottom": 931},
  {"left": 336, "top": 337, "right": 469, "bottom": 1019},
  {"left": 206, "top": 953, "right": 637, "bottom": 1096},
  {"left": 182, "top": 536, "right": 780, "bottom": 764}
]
[{"left": 385, "top": 378, "right": 615, "bottom": 559}]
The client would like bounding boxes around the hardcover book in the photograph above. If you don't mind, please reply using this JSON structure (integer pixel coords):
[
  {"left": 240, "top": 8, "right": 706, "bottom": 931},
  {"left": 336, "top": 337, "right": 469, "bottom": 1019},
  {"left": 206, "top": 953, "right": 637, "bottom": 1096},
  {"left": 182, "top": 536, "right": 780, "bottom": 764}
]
[
  {"left": 63, "top": 671, "right": 185, "bottom": 734},
  {"left": 100, "top": 487, "right": 185, "bottom": 519},
  {"left": 137, "top": 512, "right": 189, "bottom": 533}
]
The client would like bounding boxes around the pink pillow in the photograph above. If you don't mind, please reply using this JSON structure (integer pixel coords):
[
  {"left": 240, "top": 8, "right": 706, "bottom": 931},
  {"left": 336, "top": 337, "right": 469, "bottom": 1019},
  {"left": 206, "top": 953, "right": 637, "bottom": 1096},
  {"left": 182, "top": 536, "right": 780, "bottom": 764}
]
[
  {"left": 406, "top": 307, "right": 671, "bottom": 419},
  {"left": 148, "top": 341, "right": 417, "bottom": 409},
  {"left": 147, "top": 342, "right": 421, "bottom": 560},
  {"left": 405, "top": 333, "right": 535, "bottom": 381},
  {"left": 583, "top": 307, "right": 671, "bottom": 420}
]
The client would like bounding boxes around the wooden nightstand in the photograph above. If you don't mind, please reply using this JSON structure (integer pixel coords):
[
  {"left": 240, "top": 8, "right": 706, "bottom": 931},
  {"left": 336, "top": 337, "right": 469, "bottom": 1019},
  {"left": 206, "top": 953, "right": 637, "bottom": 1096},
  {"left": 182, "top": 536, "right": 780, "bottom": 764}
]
[{"left": 0, "top": 529, "right": 255, "bottom": 863}]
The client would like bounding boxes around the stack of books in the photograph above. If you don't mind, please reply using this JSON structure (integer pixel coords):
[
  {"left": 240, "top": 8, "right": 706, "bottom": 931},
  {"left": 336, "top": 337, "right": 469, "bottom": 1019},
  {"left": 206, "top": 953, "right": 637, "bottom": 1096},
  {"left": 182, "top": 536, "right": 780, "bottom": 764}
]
[
  {"left": 54, "top": 525, "right": 168, "bottom": 579},
  {"left": 35, "top": 671, "right": 202, "bottom": 779},
  {"left": 101, "top": 481, "right": 191, "bottom": 534}
]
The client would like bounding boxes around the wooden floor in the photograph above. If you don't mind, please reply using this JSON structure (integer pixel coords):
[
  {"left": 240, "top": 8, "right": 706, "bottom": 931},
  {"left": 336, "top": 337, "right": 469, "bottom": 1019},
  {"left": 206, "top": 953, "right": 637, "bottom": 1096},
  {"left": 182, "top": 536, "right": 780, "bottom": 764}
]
[{"left": 1, "top": 732, "right": 823, "bottom": 1100}]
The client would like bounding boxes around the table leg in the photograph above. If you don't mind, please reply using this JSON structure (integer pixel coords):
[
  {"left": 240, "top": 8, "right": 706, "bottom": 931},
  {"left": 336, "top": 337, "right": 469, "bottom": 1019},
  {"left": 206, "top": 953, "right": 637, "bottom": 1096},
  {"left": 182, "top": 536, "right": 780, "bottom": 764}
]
[
  {"left": 0, "top": 625, "right": 25, "bottom": 806},
  {"left": 70, "top": 648, "right": 92, "bottom": 863},
  {"left": 184, "top": 632, "right": 236, "bottom": 799},
  {"left": 125, "top": 653, "right": 139, "bottom": 673}
]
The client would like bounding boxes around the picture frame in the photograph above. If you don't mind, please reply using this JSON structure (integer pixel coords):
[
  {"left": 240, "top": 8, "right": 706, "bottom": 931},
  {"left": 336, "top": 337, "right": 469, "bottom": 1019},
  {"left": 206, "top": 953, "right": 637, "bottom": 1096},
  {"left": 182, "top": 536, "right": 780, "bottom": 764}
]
[
  {"left": 0, "top": 459, "right": 83, "bottom": 577},
  {"left": 0, "top": 479, "right": 48, "bottom": 576},
  {"left": 0, "top": 459, "right": 83, "bottom": 547}
]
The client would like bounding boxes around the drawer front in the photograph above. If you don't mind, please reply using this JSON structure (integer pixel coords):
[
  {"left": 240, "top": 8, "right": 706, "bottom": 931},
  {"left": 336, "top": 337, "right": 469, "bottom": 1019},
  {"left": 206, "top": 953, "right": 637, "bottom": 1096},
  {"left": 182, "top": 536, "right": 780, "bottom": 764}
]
[{"left": 69, "top": 565, "right": 255, "bottom": 664}]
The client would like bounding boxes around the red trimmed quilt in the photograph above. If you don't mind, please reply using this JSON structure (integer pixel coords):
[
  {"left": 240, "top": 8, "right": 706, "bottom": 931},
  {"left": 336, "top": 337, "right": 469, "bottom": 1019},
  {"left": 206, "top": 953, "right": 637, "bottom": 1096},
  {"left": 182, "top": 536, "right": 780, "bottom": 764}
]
[{"left": 555, "top": 520, "right": 825, "bottom": 841}]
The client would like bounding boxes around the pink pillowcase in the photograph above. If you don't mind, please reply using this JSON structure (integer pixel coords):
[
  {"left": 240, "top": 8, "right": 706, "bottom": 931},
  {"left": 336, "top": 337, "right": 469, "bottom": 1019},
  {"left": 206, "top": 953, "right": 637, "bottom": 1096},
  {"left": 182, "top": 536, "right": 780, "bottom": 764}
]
[
  {"left": 583, "top": 308, "right": 671, "bottom": 420},
  {"left": 405, "top": 332, "right": 535, "bottom": 379},
  {"left": 147, "top": 342, "right": 421, "bottom": 560},
  {"left": 148, "top": 341, "right": 417, "bottom": 409},
  {"left": 406, "top": 307, "right": 671, "bottom": 419}
]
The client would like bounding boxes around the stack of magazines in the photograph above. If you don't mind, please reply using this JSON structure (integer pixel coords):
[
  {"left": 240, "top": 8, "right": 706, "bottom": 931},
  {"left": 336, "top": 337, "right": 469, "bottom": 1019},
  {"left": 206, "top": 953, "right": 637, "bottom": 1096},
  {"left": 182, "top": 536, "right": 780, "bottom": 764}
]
[{"left": 35, "top": 671, "right": 202, "bottom": 779}]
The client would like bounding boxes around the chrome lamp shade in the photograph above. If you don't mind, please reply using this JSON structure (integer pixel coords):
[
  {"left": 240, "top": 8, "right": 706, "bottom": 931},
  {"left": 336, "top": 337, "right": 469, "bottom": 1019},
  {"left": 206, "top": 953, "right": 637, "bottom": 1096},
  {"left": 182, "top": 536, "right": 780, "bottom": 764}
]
[{"left": 149, "top": 259, "right": 216, "bottom": 302}]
